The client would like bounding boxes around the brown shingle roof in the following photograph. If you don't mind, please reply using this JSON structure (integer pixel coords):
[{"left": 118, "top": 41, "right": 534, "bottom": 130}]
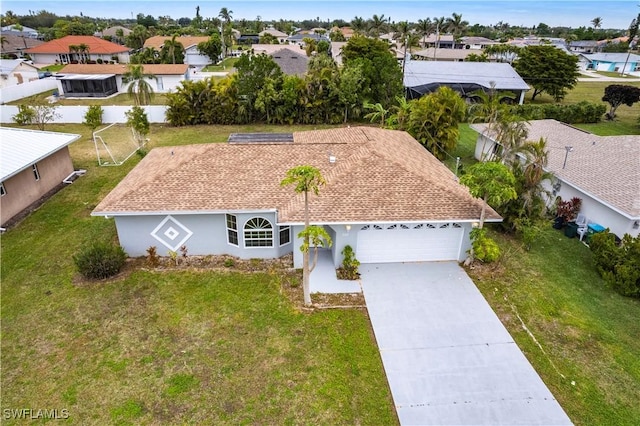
[
  {"left": 25, "top": 35, "right": 129, "bottom": 54},
  {"left": 93, "top": 127, "right": 499, "bottom": 223},
  {"left": 471, "top": 119, "right": 640, "bottom": 218},
  {"left": 143, "top": 36, "right": 210, "bottom": 50},
  {"left": 59, "top": 63, "right": 188, "bottom": 75}
]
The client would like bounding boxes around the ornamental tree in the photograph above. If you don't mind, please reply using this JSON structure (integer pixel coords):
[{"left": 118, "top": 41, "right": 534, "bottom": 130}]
[
  {"left": 602, "top": 84, "right": 640, "bottom": 119},
  {"left": 514, "top": 45, "right": 579, "bottom": 101}
]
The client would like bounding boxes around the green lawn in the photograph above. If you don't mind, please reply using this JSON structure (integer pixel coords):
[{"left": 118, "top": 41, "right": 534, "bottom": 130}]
[
  {"left": 1, "top": 123, "right": 396, "bottom": 425},
  {"left": 7, "top": 92, "right": 168, "bottom": 106},
  {"left": 524, "top": 80, "right": 640, "bottom": 135},
  {"left": 202, "top": 57, "right": 238, "bottom": 72},
  {"left": 468, "top": 227, "right": 640, "bottom": 426}
]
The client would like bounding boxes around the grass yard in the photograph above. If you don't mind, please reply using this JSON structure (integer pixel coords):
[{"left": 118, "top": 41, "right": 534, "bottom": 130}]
[
  {"left": 468, "top": 226, "right": 640, "bottom": 425},
  {"left": 524, "top": 80, "right": 640, "bottom": 135},
  {"left": 202, "top": 57, "right": 238, "bottom": 72},
  {"left": 0, "top": 123, "right": 396, "bottom": 425},
  {"left": 7, "top": 92, "right": 168, "bottom": 107}
]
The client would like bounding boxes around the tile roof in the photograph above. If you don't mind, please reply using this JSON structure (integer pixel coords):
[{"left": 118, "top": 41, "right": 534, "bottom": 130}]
[
  {"left": 413, "top": 48, "right": 476, "bottom": 60},
  {"left": 1, "top": 127, "right": 80, "bottom": 180},
  {"left": 143, "top": 36, "right": 210, "bottom": 50},
  {"left": 25, "top": 36, "right": 129, "bottom": 54},
  {"left": 471, "top": 120, "right": 640, "bottom": 218},
  {"left": 93, "top": 127, "right": 498, "bottom": 224},
  {"left": 59, "top": 63, "right": 188, "bottom": 75}
]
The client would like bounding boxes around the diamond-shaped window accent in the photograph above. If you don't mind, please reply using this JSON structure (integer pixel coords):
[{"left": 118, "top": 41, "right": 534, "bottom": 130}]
[{"left": 151, "top": 215, "right": 193, "bottom": 251}]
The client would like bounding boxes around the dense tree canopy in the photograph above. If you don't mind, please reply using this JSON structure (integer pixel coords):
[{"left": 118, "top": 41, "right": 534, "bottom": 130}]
[
  {"left": 514, "top": 45, "right": 580, "bottom": 101},
  {"left": 602, "top": 84, "right": 640, "bottom": 119}
]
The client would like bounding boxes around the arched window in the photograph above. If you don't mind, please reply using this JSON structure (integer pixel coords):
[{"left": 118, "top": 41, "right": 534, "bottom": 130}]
[{"left": 244, "top": 217, "right": 273, "bottom": 247}]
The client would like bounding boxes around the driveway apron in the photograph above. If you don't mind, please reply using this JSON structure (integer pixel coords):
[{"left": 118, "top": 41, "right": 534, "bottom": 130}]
[{"left": 361, "top": 262, "right": 572, "bottom": 425}]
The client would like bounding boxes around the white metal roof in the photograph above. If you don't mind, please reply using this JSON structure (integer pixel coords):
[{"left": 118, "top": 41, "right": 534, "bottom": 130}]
[
  {"left": 0, "top": 127, "right": 81, "bottom": 181},
  {"left": 58, "top": 73, "right": 116, "bottom": 80}
]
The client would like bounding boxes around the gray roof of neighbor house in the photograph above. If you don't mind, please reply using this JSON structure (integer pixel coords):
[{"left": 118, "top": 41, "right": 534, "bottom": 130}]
[
  {"left": 471, "top": 120, "right": 640, "bottom": 218},
  {"left": 580, "top": 52, "right": 640, "bottom": 63},
  {"left": 0, "top": 33, "right": 44, "bottom": 53},
  {"left": 0, "top": 59, "right": 40, "bottom": 75},
  {"left": 270, "top": 48, "right": 309, "bottom": 76},
  {"left": 404, "top": 61, "right": 530, "bottom": 91},
  {"left": 93, "top": 127, "right": 500, "bottom": 224},
  {"left": 0, "top": 127, "right": 81, "bottom": 181},
  {"left": 412, "top": 48, "right": 477, "bottom": 61}
]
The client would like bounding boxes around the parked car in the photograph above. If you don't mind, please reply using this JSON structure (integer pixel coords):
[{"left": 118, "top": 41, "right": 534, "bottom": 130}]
[{"left": 38, "top": 71, "right": 52, "bottom": 79}]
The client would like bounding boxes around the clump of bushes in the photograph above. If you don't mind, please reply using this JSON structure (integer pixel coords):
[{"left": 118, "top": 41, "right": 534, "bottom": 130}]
[
  {"left": 74, "top": 242, "right": 127, "bottom": 279},
  {"left": 336, "top": 245, "right": 360, "bottom": 280},
  {"left": 589, "top": 231, "right": 640, "bottom": 297},
  {"left": 470, "top": 228, "right": 501, "bottom": 263},
  {"left": 511, "top": 101, "right": 606, "bottom": 124}
]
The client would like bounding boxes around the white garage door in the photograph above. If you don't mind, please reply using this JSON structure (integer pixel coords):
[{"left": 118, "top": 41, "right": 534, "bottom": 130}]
[{"left": 356, "top": 223, "right": 464, "bottom": 263}]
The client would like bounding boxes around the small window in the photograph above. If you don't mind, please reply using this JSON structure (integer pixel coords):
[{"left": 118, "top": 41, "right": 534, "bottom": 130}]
[
  {"left": 279, "top": 226, "right": 291, "bottom": 246},
  {"left": 226, "top": 214, "right": 238, "bottom": 246},
  {"left": 244, "top": 217, "right": 273, "bottom": 247},
  {"left": 0, "top": 182, "right": 6, "bottom": 196},
  {"left": 32, "top": 164, "right": 40, "bottom": 181}
]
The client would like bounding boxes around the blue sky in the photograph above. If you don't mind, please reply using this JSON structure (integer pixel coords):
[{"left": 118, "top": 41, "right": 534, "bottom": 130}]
[{"left": 3, "top": 1, "right": 639, "bottom": 29}]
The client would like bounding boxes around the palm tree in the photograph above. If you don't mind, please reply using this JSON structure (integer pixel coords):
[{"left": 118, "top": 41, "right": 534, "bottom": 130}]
[
  {"left": 369, "top": 14, "right": 387, "bottom": 38},
  {"left": 415, "top": 18, "right": 433, "bottom": 48},
  {"left": 591, "top": 17, "right": 603, "bottom": 31},
  {"left": 161, "top": 34, "right": 183, "bottom": 64},
  {"left": 393, "top": 21, "right": 419, "bottom": 73},
  {"left": 432, "top": 16, "right": 446, "bottom": 53},
  {"left": 280, "top": 166, "right": 327, "bottom": 306},
  {"left": 219, "top": 7, "right": 233, "bottom": 25},
  {"left": 123, "top": 64, "right": 156, "bottom": 106},
  {"left": 446, "top": 13, "right": 468, "bottom": 42},
  {"left": 78, "top": 43, "right": 89, "bottom": 63},
  {"left": 351, "top": 16, "right": 366, "bottom": 34}
]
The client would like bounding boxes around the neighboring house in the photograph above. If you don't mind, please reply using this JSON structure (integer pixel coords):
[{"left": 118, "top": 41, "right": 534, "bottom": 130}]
[
  {"left": 0, "top": 59, "right": 40, "bottom": 88},
  {"left": 143, "top": 36, "right": 211, "bottom": 66},
  {"left": 460, "top": 36, "right": 500, "bottom": 50},
  {"left": 568, "top": 40, "right": 599, "bottom": 53},
  {"left": 471, "top": 119, "right": 640, "bottom": 238},
  {"left": 92, "top": 127, "right": 499, "bottom": 267},
  {"left": 24, "top": 35, "right": 130, "bottom": 64},
  {"left": 330, "top": 26, "right": 355, "bottom": 40},
  {"left": 421, "top": 34, "right": 455, "bottom": 49},
  {"left": 412, "top": 48, "right": 477, "bottom": 62},
  {"left": 286, "top": 33, "right": 330, "bottom": 46},
  {"left": 270, "top": 48, "right": 309, "bottom": 76},
  {"left": 95, "top": 26, "right": 132, "bottom": 45},
  {"left": 330, "top": 41, "right": 347, "bottom": 65},
  {"left": 56, "top": 63, "right": 189, "bottom": 97},
  {"left": 0, "top": 127, "right": 80, "bottom": 227},
  {"left": 250, "top": 44, "right": 305, "bottom": 56},
  {"left": 237, "top": 34, "right": 260, "bottom": 45},
  {"left": 0, "top": 32, "right": 44, "bottom": 58},
  {"left": 1, "top": 24, "right": 39, "bottom": 39},
  {"left": 578, "top": 52, "right": 640, "bottom": 74},
  {"left": 403, "top": 61, "right": 530, "bottom": 104},
  {"left": 259, "top": 28, "right": 289, "bottom": 44}
]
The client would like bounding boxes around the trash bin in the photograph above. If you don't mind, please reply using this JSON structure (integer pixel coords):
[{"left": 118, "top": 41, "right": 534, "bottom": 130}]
[
  {"left": 585, "top": 223, "right": 605, "bottom": 243},
  {"left": 564, "top": 221, "right": 578, "bottom": 238}
]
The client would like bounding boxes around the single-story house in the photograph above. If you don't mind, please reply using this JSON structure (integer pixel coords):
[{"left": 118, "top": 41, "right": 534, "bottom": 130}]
[
  {"left": 1, "top": 24, "right": 40, "bottom": 39},
  {"left": 0, "top": 59, "right": 40, "bottom": 88},
  {"left": 330, "top": 26, "right": 355, "bottom": 40},
  {"left": 471, "top": 119, "right": 640, "bottom": 238},
  {"left": 403, "top": 60, "right": 530, "bottom": 104},
  {"left": 270, "top": 48, "right": 309, "bottom": 76},
  {"left": 460, "top": 36, "right": 500, "bottom": 50},
  {"left": 249, "top": 44, "right": 305, "bottom": 56},
  {"left": 568, "top": 40, "right": 600, "bottom": 53},
  {"left": 95, "top": 25, "right": 132, "bottom": 44},
  {"left": 420, "top": 34, "right": 455, "bottom": 49},
  {"left": 412, "top": 48, "right": 477, "bottom": 62},
  {"left": 0, "top": 32, "right": 44, "bottom": 58},
  {"left": 286, "top": 33, "right": 330, "bottom": 46},
  {"left": 142, "top": 36, "right": 211, "bottom": 66},
  {"left": 56, "top": 63, "right": 189, "bottom": 97},
  {"left": 1, "top": 127, "right": 80, "bottom": 227},
  {"left": 578, "top": 52, "right": 640, "bottom": 74},
  {"left": 259, "top": 28, "right": 289, "bottom": 44},
  {"left": 24, "top": 35, "right": 130, "bottom": 65},
  {"left": 92, "top": 127, "right": 500, "bottom": 267}
]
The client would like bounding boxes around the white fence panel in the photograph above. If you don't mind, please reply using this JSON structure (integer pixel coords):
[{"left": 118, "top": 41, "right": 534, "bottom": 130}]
[
  {"left": 0, "top": 79, "right": 59, "bottom": 104},
  {"left": 0, "top": 105, "right": 168, "bottom": 124}
]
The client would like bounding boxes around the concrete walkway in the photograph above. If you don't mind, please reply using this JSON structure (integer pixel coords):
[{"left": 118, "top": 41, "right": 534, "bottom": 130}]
[
  {"left": 361, "top": 262, "right": 572, "bottom": 425},
  {"left": 309, "top": 249, "right": 361, "bottom": 294}
]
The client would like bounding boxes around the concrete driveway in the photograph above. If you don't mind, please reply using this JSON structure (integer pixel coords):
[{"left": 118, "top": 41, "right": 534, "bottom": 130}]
[{"left": 361, "top": 262, "right": 572, "bottom": 425}]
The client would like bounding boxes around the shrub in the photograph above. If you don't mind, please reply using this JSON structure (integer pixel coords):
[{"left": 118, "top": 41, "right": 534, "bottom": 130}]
[
  {"left": 83, "top": 105, "right": 104, "bottom": 131},
  {"left": 74, "top": 242, "right": 127, "bottom": 279},
  {"left": 337, "top": 245, "right": 360, "bottom": 280},
  {"left": 590, "top": 231, "right": 640, "bottom": 297},
  {"left": 470, "top": 228, "right": 501, "bottom": 263},
  {"left": 12, "top": 105, "right": 35, "bottom": 125},
  {"left": 146, "top": 246, "right": 160, "bottom": 267},
  {"left": 511, "top": 101, "right": 605, "bottom": 124},
  {"left": 97, "top": 58, "right": 103, "bottom": 64}
]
